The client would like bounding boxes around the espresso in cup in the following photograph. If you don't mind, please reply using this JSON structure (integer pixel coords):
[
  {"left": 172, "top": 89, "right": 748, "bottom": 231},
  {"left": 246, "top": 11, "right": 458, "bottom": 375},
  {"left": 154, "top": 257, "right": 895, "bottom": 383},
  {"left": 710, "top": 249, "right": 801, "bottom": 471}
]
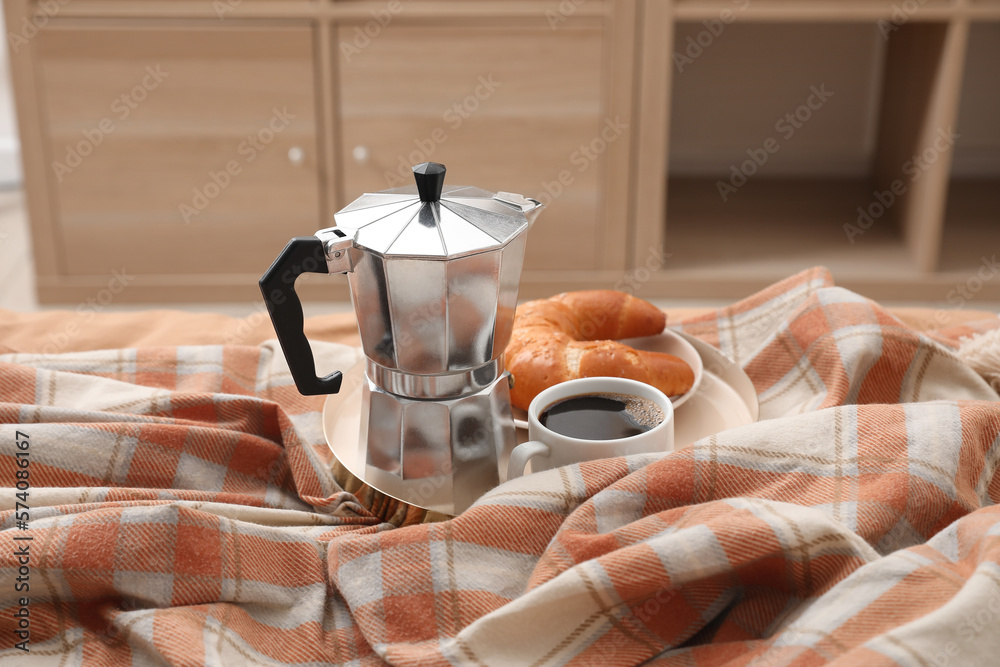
[
  {"left": 539, "top": 392, "right": 665, "bottom": 441},
  {"left": 507, "top": 377, "right": 675, "bottom": 480}
]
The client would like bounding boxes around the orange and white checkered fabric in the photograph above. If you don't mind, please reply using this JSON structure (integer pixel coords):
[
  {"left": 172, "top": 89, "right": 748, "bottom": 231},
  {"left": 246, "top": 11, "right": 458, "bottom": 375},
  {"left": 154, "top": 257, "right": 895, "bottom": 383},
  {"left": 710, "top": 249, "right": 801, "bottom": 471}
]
[{"left": 3, "top": 267, "right": 1000, "bottom": 665}]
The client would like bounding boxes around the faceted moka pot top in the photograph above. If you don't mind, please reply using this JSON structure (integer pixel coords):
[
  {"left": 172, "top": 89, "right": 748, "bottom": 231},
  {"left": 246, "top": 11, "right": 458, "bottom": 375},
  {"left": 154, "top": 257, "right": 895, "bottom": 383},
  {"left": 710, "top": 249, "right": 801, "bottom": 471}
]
[{"left": 322, "top": 162, "right": 543, "bottom": 379}]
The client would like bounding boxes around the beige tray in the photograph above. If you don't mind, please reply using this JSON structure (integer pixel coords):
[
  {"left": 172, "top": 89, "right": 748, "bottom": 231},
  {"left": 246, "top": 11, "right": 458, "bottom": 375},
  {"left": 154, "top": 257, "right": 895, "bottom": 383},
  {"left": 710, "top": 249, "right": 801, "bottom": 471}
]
[
  {"left": 626, "top": 331, "right": 758, "bottom": 448},
  {"left": 323, "top": 332, "right": 758, "bottom": 514}
]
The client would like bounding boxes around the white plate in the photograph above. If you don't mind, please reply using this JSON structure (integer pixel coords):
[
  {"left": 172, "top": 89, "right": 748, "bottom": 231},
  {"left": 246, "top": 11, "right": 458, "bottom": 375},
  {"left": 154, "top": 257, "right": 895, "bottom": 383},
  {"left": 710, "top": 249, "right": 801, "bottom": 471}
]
[
  {"left": 512, "top": 331, "right": 757, "bottom": 449},
  {"left": 666, "top": 331, "right": 758, "bottom": 448},
  {"left": 511, "top": 329, "right": 704, "bottom": 428}
]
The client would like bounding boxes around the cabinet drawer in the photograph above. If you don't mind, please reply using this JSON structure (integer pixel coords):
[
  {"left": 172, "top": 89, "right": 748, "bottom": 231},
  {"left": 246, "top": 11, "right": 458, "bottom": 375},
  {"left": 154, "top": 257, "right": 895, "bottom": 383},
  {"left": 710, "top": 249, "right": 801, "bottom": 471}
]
[
  {"left": 337, "top": 23, "right": 605, "bottom": 271},
  {"left": 37, "top": 24, "right": 321, "bottom": 275}
]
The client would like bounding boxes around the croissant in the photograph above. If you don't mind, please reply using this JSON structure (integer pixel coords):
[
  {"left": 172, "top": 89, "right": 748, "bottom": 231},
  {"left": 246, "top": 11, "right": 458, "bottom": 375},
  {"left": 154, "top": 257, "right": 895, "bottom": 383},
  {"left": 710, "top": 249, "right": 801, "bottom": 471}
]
[{"left": 505, "top": 290, "right": 695, "bottom": 411}]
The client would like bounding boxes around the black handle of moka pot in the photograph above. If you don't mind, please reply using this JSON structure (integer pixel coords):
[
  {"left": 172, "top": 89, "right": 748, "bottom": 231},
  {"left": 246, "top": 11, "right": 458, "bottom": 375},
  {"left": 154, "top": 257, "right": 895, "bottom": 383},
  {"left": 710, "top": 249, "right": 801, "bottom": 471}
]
[{"left": 259, "top": 236, "right": 343, "bottom": 396}]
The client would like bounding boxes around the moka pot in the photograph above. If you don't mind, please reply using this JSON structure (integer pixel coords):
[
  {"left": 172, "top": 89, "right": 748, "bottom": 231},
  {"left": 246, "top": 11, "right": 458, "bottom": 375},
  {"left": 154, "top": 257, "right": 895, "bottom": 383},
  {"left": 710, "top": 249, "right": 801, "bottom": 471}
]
[{"left": 260, "top": 162, "right": 543, "bottom": 513}]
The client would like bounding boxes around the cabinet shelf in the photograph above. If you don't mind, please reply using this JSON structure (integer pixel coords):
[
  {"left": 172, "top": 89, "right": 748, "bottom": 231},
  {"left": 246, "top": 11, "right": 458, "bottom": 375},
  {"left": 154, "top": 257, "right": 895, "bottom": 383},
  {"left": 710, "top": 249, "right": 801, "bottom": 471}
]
[
  {"left": 650, "top": 179, "right": 999, "bottom": 300},
  {"left": 941, "top": 22, "right": 1000, "bottom": 274},
  {"left": 939, "top": 179, "right": 1000, "bottom": 273},
  {"left": 632, "top": 6, "right": 996, "bottom": 301},
  {"left": 664, "top": 177, "right": 915, "bottom": 278},
  {"left": 672, "top": 1, "right": 956, "bottom": 22},
  {"left": 662, "top": 21, "right": 922, "bottom": 289}
]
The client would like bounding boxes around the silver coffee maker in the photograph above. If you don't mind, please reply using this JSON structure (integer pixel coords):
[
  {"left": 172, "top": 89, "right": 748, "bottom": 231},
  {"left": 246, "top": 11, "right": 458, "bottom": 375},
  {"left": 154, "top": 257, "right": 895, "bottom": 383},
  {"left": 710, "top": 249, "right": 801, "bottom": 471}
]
[{"left": 261, "top": 162, "right": 542, "bottom": 513}]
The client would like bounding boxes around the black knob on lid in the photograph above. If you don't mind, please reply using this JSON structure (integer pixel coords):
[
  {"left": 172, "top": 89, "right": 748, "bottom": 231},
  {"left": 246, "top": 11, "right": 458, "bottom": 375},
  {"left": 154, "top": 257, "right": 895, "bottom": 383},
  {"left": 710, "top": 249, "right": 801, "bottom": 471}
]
[{"left": 413, "top": 162, "right": 446, "bottom": 202}]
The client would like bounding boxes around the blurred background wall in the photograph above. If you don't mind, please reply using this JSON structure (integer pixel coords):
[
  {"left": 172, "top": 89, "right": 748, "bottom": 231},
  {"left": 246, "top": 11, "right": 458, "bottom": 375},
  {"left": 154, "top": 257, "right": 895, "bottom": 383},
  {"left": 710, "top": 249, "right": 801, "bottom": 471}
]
[
  {"left": 0, "top": 12, "right": 22, "bottom": 188},
  {"left": 1, "top": 0, "right": 997, "bottom": 310}
]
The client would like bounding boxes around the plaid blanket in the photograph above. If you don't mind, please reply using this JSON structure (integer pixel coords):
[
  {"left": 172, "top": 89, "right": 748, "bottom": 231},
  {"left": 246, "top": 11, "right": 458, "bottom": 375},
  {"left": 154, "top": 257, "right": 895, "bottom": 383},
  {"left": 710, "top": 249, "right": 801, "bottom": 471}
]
[{"left": 2, "top": 267, "right": 1000, "bottom": 666}]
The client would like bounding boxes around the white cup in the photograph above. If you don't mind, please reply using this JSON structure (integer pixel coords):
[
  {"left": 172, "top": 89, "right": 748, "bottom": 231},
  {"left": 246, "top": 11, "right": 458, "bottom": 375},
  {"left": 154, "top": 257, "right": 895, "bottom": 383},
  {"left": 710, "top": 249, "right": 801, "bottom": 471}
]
[{"left": 507, "top": 377, "right": 675, "bottom": 479}]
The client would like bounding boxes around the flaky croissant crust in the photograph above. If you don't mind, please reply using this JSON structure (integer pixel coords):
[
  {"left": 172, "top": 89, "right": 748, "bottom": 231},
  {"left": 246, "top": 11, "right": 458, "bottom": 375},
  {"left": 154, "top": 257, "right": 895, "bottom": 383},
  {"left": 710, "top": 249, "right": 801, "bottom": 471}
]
[{"left": 505, "top": 290, "right": 695, "bottom": 411}]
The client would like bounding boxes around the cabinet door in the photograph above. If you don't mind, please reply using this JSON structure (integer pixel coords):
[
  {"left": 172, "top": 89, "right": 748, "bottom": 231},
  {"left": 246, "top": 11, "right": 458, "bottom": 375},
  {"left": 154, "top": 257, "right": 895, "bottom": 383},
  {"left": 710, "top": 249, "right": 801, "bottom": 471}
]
[
  {"left": 337, "top": 22, "right": 606, "bottom": 271},
  {"left": 37, "top": 24, "right": 320, "bottom": 276}
]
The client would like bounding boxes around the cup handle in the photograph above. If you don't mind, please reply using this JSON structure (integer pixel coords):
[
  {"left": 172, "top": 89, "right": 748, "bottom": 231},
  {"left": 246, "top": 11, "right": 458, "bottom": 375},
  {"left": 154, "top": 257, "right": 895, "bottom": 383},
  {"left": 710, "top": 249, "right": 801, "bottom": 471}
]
[{"left": 507, "top": 441, "right": 550, "bottom": 480}]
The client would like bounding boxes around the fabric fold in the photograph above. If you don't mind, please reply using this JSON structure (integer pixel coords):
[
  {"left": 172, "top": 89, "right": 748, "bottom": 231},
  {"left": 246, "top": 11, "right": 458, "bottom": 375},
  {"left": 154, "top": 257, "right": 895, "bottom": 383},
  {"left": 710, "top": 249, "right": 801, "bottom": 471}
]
[{"left": 2, "top": 267, "right": 1000, "bottom": 665}]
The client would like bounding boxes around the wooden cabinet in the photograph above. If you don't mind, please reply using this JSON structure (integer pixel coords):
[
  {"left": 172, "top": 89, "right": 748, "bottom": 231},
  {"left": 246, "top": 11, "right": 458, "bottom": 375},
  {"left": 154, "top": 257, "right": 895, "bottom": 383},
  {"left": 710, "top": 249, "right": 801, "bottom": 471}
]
[
  {"left": 7, "top": 0, "right": 998, "bottom": 304},
  {"left": 634, "top": 1, "right": 1000, "bottom": 301},
  {"left": 337, "top": 23, "right": 606, "bottom": 272},
  {"left": 6, "top": 0, "right": 634, "bottom": 303},
  {"left": 36, "top": 24, "right": 321, "bottom": 278}
]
